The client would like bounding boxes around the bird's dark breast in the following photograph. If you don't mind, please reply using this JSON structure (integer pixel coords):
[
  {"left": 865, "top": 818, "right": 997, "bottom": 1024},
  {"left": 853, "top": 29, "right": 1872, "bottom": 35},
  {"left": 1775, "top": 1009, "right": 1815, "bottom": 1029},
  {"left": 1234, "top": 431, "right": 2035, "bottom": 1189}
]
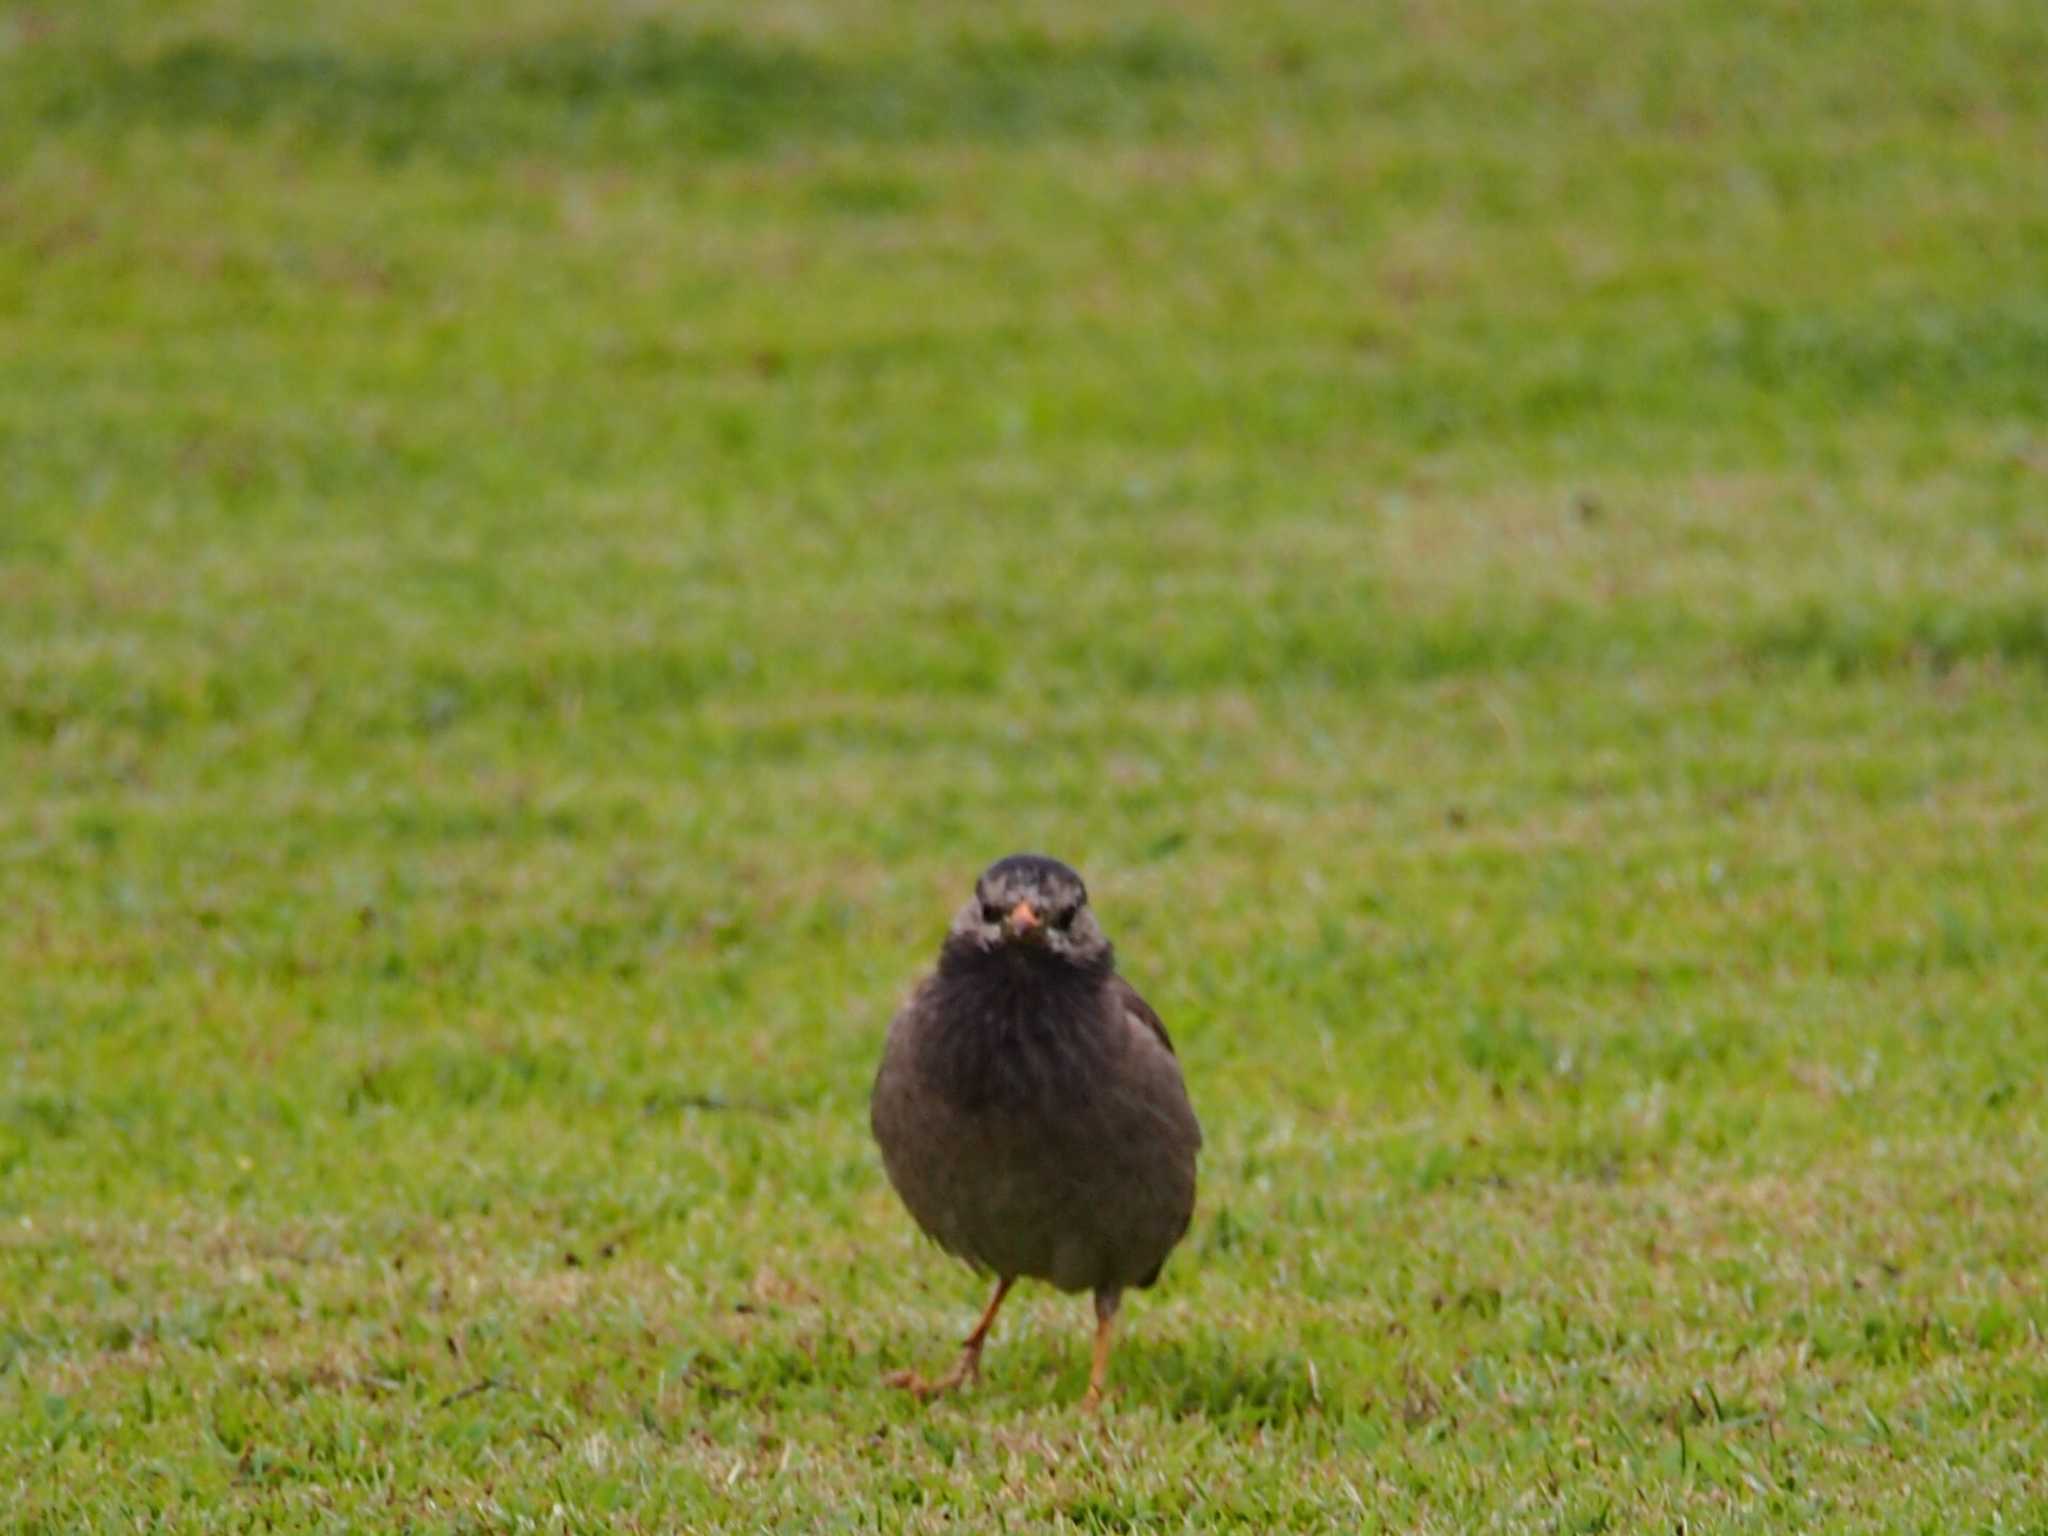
[{"left": 920, "top": 948, "right": 1115, "bottom": 1116}]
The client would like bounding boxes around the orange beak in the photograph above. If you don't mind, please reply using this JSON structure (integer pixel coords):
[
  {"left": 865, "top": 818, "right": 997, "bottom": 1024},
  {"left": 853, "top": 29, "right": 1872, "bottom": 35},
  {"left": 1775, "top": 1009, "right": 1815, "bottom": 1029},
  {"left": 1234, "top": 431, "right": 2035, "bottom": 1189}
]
[{"left": 1007, "top": 900, "right": 1040, "bottom": 933}]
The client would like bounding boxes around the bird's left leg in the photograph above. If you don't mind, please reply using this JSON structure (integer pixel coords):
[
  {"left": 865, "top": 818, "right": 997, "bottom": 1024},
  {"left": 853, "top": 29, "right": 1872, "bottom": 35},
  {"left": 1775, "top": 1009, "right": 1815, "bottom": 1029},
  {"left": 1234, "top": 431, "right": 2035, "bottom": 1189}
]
[
  {"left": 887, "top": 1276, "right": 1014, "bottom": 1400},
  {"left": 1081, "top": 1288, "right": 1121, "bottom": 1412}
]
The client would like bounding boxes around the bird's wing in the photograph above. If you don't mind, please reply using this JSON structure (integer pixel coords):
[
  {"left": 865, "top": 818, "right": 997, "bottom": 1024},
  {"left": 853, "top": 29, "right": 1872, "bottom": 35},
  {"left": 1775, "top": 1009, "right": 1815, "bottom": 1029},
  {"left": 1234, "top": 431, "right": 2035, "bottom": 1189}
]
[
  {"left": 1109, "top": 973, "right": 1176, "bottom": 1057},
  {"left": 1105, "top": 972, "right": 1203, "bottom": 1202}
]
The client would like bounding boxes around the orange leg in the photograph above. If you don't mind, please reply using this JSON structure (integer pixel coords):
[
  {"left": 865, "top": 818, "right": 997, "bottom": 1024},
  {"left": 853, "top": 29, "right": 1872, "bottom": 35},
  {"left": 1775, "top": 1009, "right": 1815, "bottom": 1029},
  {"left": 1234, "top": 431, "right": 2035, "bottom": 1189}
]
[
  {"left": 1081, "top": 1290, "right": 1121, "bottom": 1413},
  {"left": 887, "top": 1277, "right": 1014, "bottom": 1400}
]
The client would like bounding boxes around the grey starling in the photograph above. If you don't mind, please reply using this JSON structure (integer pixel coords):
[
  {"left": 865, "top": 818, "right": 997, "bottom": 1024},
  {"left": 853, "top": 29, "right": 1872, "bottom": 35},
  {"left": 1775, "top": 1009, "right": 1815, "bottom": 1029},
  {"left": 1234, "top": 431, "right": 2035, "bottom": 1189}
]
[{"left": 871, "top": 854, "right": 1202, "bottom": 1409}]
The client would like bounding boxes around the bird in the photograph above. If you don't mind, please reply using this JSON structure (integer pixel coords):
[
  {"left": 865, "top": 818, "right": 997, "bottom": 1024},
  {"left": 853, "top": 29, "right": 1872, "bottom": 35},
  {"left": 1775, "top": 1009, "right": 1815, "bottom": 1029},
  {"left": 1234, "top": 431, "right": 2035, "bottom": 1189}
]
[{"left": 870, "top": 854, "right": 1202, "bottom": 1411}]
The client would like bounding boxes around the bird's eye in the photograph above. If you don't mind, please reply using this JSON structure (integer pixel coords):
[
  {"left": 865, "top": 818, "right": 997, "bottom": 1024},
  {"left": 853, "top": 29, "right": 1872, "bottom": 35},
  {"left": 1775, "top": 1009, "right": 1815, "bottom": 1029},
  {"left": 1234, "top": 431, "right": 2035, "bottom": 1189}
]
[
  {"left": 1052, "top": 906, "right": 1076, "bottom": 931},
  {"left": 981, "top": 902, "right": 1005, "bottom": 924}
]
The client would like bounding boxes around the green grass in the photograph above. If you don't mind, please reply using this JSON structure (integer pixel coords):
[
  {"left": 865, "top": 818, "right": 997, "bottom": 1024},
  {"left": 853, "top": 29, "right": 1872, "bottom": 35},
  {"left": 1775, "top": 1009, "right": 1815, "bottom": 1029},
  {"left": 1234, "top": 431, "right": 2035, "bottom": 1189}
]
[{"left": 5, "top": 0, "right": 2048, "bottom": 1528}]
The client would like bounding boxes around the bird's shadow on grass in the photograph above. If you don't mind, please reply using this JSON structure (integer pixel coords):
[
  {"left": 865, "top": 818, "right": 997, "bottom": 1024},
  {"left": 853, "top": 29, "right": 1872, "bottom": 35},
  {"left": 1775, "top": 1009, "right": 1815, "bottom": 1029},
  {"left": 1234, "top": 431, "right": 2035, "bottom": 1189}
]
[
  {"left": 935, "top": 1333, "right": 1321, "bottom": 1425},
  {"left": 1107, "top": 1336, "right": 1324, "bottom": 1424},
  {"left": 718, "top": 1321, "right": 1322, "bottom": 1427}
]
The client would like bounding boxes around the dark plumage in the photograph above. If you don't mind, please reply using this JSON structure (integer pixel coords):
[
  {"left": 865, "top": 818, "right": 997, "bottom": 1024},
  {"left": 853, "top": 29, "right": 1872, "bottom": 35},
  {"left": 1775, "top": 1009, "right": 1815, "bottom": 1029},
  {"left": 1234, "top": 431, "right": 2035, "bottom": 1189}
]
[{"left": 871, "top": 854, "right": 1202, "bottom": 1409}]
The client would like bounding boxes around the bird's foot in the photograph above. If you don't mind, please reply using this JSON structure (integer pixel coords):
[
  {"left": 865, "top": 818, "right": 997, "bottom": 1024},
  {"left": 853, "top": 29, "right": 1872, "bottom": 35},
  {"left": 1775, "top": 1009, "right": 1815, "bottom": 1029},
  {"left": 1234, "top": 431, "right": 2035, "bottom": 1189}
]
[
  {"left": 883, "top": 1367, "right": 942, "bottom": 1398},
  {"left": 885, "top": 1347, "right": 980, "bottom": 1401}
]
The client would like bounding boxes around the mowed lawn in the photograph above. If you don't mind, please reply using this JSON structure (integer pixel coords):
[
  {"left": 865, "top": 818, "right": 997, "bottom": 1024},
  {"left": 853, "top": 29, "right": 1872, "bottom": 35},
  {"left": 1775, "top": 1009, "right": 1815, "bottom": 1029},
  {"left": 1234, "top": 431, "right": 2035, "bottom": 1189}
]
[{"left": 4, "top": 0, "right": 2048, "bottom": 1529}]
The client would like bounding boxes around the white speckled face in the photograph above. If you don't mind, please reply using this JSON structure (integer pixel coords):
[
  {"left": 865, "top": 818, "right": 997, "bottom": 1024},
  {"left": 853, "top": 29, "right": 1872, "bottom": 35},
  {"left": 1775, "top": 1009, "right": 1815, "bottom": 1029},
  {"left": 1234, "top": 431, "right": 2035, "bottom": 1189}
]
[{"left": 947, "top": 854, "right": 1112, "bottom": 965}]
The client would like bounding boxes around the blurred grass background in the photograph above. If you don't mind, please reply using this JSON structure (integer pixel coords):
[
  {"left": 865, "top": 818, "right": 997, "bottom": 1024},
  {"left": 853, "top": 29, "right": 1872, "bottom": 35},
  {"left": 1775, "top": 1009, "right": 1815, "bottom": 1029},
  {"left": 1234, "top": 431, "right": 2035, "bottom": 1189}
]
[{"left": 4, "top": 1, "right": 2047, "bottom": 1529}]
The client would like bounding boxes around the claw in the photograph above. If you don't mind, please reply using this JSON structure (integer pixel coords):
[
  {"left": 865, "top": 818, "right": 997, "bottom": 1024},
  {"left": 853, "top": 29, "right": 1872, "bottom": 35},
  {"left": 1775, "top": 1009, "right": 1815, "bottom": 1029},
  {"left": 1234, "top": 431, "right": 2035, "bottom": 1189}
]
[{"left": 885, "top": 1351, "right": 976, "bottom": 1401}]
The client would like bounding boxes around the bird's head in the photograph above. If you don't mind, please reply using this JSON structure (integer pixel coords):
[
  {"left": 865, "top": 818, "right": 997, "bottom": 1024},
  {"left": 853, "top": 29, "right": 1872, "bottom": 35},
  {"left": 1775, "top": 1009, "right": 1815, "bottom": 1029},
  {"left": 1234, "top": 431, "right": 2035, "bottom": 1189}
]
[{"left": 948, "top": 853, "right": 1111, "bottom": 969}]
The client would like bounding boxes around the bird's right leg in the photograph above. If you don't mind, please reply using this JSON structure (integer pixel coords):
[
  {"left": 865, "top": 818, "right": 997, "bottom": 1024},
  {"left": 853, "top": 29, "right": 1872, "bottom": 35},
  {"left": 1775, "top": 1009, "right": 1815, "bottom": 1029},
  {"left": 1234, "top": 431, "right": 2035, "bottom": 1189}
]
[
  {"left": 1080, "top": 1289, "right": 1121, "bottom": 1413},
  {"left": 887, "top": 1277, "right": 1014, "bottom": 1400}
]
